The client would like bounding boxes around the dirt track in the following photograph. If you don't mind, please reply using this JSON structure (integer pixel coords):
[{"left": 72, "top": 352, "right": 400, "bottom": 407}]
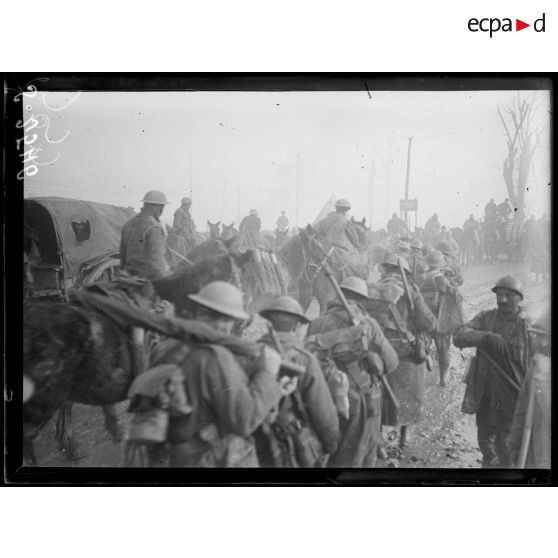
[{"left": 30, "top": 261, "right": 549, "bottom": 468}]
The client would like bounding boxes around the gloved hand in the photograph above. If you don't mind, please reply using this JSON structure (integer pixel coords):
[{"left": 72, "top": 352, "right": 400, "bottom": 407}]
[
  {"left": 278, "top": 376, "right": 298, "bottom": 397},
  {"left": 258, "top": 345, "right": 282, "bottom": 376},
  {"left": 482, "top": 332, "right": 508, "bottom": 354}
]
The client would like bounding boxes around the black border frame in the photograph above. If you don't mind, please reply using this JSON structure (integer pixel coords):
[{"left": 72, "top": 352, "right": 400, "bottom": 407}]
[{"left": 4, "top": 73, "right": 556, "bottom": 485}]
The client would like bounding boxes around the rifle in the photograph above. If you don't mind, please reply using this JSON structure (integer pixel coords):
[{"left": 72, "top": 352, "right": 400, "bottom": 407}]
[
  {"left": 398, "top": 258, "right": 432, "bottom": 371},
  {"left": 266, "top": 322, "right": 306, "bottom": 378},
  {"left": 310, "top": 237, "right": 399, "bottom": 410}
]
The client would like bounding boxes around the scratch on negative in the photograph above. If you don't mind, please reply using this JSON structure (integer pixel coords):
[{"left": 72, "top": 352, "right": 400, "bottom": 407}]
[{"left": 365, "top": 83, "right": 372, "bottom": 99}]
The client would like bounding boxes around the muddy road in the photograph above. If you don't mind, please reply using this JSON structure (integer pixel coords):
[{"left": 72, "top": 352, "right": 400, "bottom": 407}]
[{"left": 30, "top": 261, "right": 549, "bottom": 468}]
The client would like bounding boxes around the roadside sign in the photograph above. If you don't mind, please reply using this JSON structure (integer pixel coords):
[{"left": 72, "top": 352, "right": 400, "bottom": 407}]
[{"left": 400, "top": 198, "right": 418, "bottom": 212}]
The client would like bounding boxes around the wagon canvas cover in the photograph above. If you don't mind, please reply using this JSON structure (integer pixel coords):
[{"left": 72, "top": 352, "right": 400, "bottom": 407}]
[{"left": 24, "top": 197, "right": 135, "bottom": 279}]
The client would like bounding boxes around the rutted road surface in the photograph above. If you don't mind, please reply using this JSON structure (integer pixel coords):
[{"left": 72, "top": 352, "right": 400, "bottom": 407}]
[{"left": 30, "top": 262, "right": 549, "bottom": 468}]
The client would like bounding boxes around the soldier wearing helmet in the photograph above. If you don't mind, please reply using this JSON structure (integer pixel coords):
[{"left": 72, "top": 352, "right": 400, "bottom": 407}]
[
  {"left": 276, "top": 211, "right": 289, "bottom": 233},
  {"left": 409, "top": 238, "right": 428, "bottom": 287},
  {"left": 507, "top": 312, "right": 551, "bottom": 468},
  {"left": 424, "top": 213, "right": 441, "bottom": 237},
  {"left": 420, "top": 250, "right": 455, "bottom": 386},
  {"left": 454, "top": 275, "right": 532, "bottom": 468},
  {"left": 307, "top": 276, "right": 399, "bottom": 467},
  {"left": 120, "top": 190, "right": 170, "bottom": 280},
  {"left": 314, "top": 198, "right": 361, "bottom": 253},
  {"left": 254, "top": 296, "right": 340, "bottom": 466},
  {"left": 386, "top": 212, "right": 409, "bottom": 237},
  {"left": 239, "top": 208, "right": 262, "bottom": 249},
  {"left": 151, "top": 281, "right": 296, "bottom": 467},
  {"left": 173, "top": 197, "right": 197, "bottom": 251},
  {"left": 368, "top": 252, "right": 436, "bottom": 451}
]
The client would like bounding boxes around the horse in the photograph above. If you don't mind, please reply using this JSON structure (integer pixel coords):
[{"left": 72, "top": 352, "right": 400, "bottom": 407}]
[
  {"left": 23, "top": 250, "right": 255, "bottom": 465},
  {"left": 207, "top": 220, "right": 221, "bottom": 240},
  {"left": 221, "top": 222, "right": 239, "bottom": 240}
]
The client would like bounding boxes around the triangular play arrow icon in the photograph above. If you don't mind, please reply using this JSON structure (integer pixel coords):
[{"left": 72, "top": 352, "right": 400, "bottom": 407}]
[{"left": 516, "top": 19, "right": 530, "bottom": 31}]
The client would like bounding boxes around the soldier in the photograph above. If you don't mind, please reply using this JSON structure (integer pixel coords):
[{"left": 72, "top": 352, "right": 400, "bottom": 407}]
[
  {"left": 173, "top": 197, "right": 197, "bottom": 251},
  {"left": 239, "top": 208, "right": 263, "bottom": 248},
  {"left": 152, "top": 281, "right": 295, "bottom": 467},
  {"left": 307, "top": 276, "right": 399, "bottom": 467},
  {"left": 484, "top": 198, "right": 498, "bottom": 222},
  {"left": 409, "top": 238, "right": 428, "bottom": 287},
  {"left": 120, "top": 191, "right": 171, "bottom": 281},
  {"left": 454, "top": 276, "right": 532, "bottom": 467},
  {"left": 497, "top": 198, "right": 513, "bottom": 220},
  {"left": 255, "top": 296, "right": 340, "bottom": 466},
  {"left": 463, "top": 214, "right": 480, "bottom": 235},
  {"left": 437, "top": 239, "right": 464, "bottom": 287},
  {"left": 420, "top": 250, "right": 453, "bottom": 386},
  {"left": 507, "top": 312, "right": 551, "bottom": 468},
  {"left": 424, "top": 213, "right": 441, "bottom": 236},
  {"left": 314, "top": 198, "right": 360, "bottom": 253},
  {"left": 276, "top": 211, "right": 289, "bottom": 233},
  {"left": 371, "top": 253, "right": 437, "bottom": 450},
  {"left": 386, "top": 212, "right": 408, "bottom": 237}
]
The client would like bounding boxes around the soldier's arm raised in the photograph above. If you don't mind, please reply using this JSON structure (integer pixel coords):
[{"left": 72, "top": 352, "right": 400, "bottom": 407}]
[
  {"left": 453, "top": 310, "right": 489, "bottom": 348},
  {"left": 201, "top": 346, "right": 283, "bottom": 437}
]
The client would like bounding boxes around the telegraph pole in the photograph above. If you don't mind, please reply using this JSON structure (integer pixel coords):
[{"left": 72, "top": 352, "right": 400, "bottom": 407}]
[
  {"left": 403, "top": 137, "right": 413, "bottom": 228},
  {"left": 189, "top": 151, "right": 192, "bottom": 199},
  {"left": 237, "top": 185, "right": 240, "bottom": 224},
  {"left": 295, "top": 152, "right": 300, "bottom": 227}
]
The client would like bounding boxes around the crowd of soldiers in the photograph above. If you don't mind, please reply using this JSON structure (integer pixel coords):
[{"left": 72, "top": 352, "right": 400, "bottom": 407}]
[{"left": 118, "top": 191, "right": 550, "bottom": 469}]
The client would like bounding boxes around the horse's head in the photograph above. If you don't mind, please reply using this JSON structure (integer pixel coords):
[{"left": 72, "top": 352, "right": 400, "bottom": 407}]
[
  {"left": 221, "top": 222, "right": 238, "bottom": 240},
  {"left": 207, "top": 220, "right": 221, "bottom": 239}
]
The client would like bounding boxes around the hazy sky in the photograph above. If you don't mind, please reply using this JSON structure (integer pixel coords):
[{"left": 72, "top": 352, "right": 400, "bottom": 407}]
[{"left": 23, "top": 89, "right": 551, "bottom": 230}]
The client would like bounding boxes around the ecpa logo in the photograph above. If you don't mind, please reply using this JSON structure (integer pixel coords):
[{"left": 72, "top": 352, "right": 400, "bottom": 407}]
[{"left": 468, "top": 13, "right": 546, "bottom": 37}]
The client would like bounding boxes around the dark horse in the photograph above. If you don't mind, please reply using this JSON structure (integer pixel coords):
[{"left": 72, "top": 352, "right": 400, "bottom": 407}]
[{"left": 23, "top": 249, "right": 254, "bottom": 465}]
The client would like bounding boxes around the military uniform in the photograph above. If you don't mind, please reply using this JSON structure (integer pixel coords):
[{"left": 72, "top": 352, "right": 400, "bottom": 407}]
[
  {"left": 173, "top": 205, "right": 197, "bottom": 250},
  {"left": 386, "top": 214, "right": 408, "bottom": 237},
  {"left": 276, "top": 214, "right": 289, "bottom": 233},
  {"left": 410, "top": 252, "right": 428, "bottom": 287},
  {"left": 152, "top": 338, "right": 283, "bottom": 467},
  {"left": 307, "top": 299, "right": 399, "bottom": 467},
  {"left": 484, "top": 200, "right": 498, "bottom": 222},
  {"left": 239, "top": 213, "right": 263, "bottom": 248},
  {"left": 454, "top": 307, "right": 531, "bottom": 467},
  {"left": 120, "top": 206, "right": 169, "bottom": 280},
  {"left": 424, "top": 215, "right": 441, "bottom": 236},
  {"left": 372, "top": 272, "right": 436, "bottom": 429},
  {"left": 315, "top": 211, "right": 359, "bottom": 253},
  {"left": 255, "top": 330, "right": 340, "bottom": 466}
]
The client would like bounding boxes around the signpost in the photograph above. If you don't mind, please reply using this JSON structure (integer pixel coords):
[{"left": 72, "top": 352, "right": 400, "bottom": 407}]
[{"left": 400, "top": 198, "right": 419, "bottom": 230}]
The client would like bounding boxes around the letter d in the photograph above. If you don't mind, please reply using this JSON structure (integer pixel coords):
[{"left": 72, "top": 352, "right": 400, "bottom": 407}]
[{"left": 534, "top": 13, "right": 545, "bottom": 32}]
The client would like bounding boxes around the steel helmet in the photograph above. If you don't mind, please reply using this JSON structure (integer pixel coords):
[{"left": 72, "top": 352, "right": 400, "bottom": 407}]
[
  {"left": 335, "top": 198, "right": 351, "bottom": 209},
  {"left": 397, "top": 241, "right": 411, "bottom": 254},
  {"left": 380, "top": 252, "right": 410, "bottom": 273},
  {"left": 142, "top": 190, "right": 169, "bottom": 205},
  {"left": 425, "top": 250, "right": 445, "bottom": 268},
  {"left": 181, "top": 197, "right": 192, "bottom": 205},
  {"left": 410, "top": 238, "right": 423, "bottom": 251},
  {"left": 491, "top": 275, "right": 524, "bottom": 300},
  {"left": 340, "top": 276, "right": 369, "bottom": 299},
  {"left": 436, "top": 240, "right": 453, "bottom": 256},
  {"left": 528, "top": 312, "right": 550, "bottom": 336},
  {"left": 249, "top": 209, "right": 259, "bottom": 216},
  {"left": 259, "top": 296, "right": 309, "bottom": 323},
  {"left": 188, "top": 281, "right": 249, "bottom": 320}
]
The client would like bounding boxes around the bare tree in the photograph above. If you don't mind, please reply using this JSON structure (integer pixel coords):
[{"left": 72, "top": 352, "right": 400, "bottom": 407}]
[{"left": 497, "top": 94, "right": 540, "bottom": 222}]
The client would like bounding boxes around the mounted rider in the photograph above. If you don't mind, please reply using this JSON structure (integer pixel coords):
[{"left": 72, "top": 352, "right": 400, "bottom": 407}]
[
  {"left": 255, "top": 296, "right": 340, "bottom": 467},
  {"left": 307, "top": 276, "right": 399, "bottom": 467},
  {"left": 276, "top": 211, "right": 289, "bottom": 233},
  {"left": 239, "top": 209, "right": 263, "bottom": 248},
  {"left": 173, "top": 197, "right": 197, "bottom": 252},
  {"left": 314, "top": 198, "right": 360, "bottom": 254},
  {"left": 454, "top": 276, "right": 532, "bottom": 467},
  {"left": 497, "top": 198, "right": 514, "bottom": 221},
  {"left": 463, "top": 213, "right": 480, "bottom": 237},
  {"left": 120, "top": 190, "right": 170, "bottom": 281},
  {"left": 386, "top": 212, "right": 408, "bottom": 237},
  {"left": 484, "top": 198, "right": 498, "bottom": 223},
  {"left": 424, "top": 213, "right": 441, "bottom": 237}
]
